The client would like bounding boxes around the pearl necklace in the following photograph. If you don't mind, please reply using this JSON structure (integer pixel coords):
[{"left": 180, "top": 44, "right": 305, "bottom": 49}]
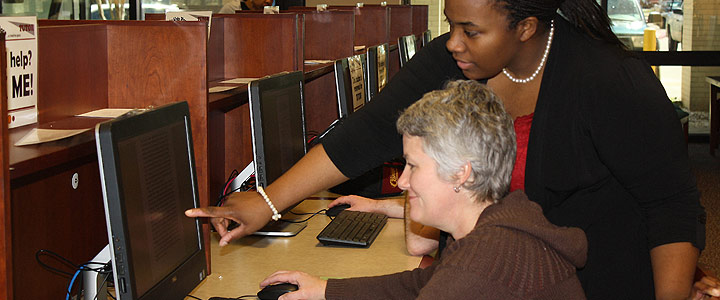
[{"left": 502, "top": 20, "right": 554, "bottom": 84}]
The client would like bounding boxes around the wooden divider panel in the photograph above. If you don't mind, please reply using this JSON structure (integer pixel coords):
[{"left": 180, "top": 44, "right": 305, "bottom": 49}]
[
  {"left": 217, "top": 13, "right": 303, "bottom": 78},
  {"left": 330, "top": 6, "right": 389, "bottom": 48},
  {"left": 387, "top": 5, "right": 412, "bottom": 43},
  {"left": 0, "top": 30, "right": 12, "bottom": 300},
  {"left": 37, "top": 24, "right": 109, "bottom": 123},
  {"left": 102, "top": 24, "right": 211, "bottom": 265},
  {"left": 411, "top": 5, "right": 428, "bottom": 36},
  {"left": 299, "top": 10, "right": 355, "bottom": 60}
]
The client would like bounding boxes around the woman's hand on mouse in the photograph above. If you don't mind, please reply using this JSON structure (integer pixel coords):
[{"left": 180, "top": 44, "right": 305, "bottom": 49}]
[
  {"left": 328, "top": 195, "right": 378, "bottom": 212},
  {"left": 185, "top": 191, "right": 272, "bottom": 246},
  {"left": 261, "top": 270, "right": 327, "bottom": 300},
  {"left": 329, "top": 195, "right": 404, "bottom": 218}
]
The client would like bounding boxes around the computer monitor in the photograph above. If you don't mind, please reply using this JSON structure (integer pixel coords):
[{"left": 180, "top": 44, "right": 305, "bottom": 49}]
[
  {"left": 334, "top": 54, "right": 367, "bottom": 118},
  {"left": 422, "top": 29, "right": 432, "bottom": 47},
  {"left": 365, "top": 43, "right": 389, "bottom": 101},
  {"left": 398, "top": 34, "right": 417, "bottom": 68},
  {"left": 94, "top": 101, "right": 207, "bottom": 299},
  {"left": 248, "top": 71, "right": 307, "bottom": 188}
]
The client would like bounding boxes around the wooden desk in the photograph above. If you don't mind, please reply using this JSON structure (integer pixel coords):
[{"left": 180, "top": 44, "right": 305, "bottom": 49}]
[
  {"left": 189, "top": 199, "right": 421, "bottom": 299},
  {"left": 1, "top": 21, "right": 210, "bottom": 300},
  {"left": 707, "top": 76, "right": 720, "bottom": 156}
]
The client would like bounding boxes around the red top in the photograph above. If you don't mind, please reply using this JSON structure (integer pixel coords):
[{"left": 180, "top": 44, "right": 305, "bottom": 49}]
[{"left": 510, "top": 113, "right": 533, "bottom": 192}]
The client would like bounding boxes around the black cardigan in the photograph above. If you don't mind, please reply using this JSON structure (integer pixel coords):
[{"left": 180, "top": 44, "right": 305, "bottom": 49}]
[{"left": 321, "top": 16, "right": 705, "bottom": 299}]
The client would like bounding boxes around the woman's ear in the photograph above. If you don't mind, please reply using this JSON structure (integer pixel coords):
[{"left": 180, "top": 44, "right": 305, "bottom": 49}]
[
  {"left": 455, "top": 162, "right": 473, "bottom": 187},
  {"left": 516, "top": 17, "right": 539, "bottom": 42}
]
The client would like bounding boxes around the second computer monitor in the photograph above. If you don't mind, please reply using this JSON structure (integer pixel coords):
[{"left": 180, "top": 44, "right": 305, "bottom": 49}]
[
  {"left": 248, "top": 71, "right": 307, "bottom": 188},
  {"left": 398, "top": 35, "right": 417, "bottom": 68},
  {"left": 365, "top": 43, "right": 389, "bottom": 101},
  {"left": 422, "top": 30, "right": 433, "bottom": 47}
]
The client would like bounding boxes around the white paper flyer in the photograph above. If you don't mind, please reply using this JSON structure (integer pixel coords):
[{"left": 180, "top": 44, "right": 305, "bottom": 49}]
[
  {"left": 165, "top": 11, "right": 213, "bottom": 41},
  {"left": 0, "top": 16, "right": 38, "bottom": 129}
]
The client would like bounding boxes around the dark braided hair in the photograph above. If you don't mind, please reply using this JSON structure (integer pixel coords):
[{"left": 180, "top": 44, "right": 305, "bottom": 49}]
[{"left": 494, "top": 0, "right": 627, "bottom": 50}]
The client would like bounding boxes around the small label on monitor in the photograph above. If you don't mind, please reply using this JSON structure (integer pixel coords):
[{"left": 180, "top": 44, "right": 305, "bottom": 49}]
[
  {"left": 377, "top": 46, "right": 387, "bottom": 92},
  {"left": 349, "top": 55, "right": 365, "bottom": 111}
]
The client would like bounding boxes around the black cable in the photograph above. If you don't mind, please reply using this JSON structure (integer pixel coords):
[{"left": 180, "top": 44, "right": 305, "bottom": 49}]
[
  {"left": 79, "top": 261, "right": 113, "bottom": 273},
  {"left": 278, "top": 209, "right": 327, "bottom": 223},
  {"left": 186, "top": 295, "right": 202, "bottom": 300},
  {"left": 36, "top": 249, "right": 78, "bottom": 277},
  {"left": 66, "top": 261, "right": 112, "bottom": 300},
  {"left": 215, "top": 169, "right": 240, "bottom": 206},
  {"left": 287, "top": 210, "right": 317, "bottom": 215},
  {"left": 216, "top": 175, "right": 257, "bottom": 207}
]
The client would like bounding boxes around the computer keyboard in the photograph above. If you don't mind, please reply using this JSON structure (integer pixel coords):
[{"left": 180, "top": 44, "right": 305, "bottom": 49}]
[{"left": 317, "top": 210, "right": 388, "bottom": 247}]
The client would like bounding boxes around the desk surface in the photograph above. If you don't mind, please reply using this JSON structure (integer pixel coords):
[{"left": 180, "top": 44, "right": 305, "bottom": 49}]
[{"left": 189, "top": 199, "right": 421, "bottom": 299}]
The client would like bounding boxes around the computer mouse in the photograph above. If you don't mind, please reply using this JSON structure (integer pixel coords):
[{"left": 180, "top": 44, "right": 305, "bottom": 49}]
[
  {"left": 326, "top": 203, "right": 351, "bottom": 217},
  {"left": 257, "top": 283, "right": 299, "bottom": 300}
]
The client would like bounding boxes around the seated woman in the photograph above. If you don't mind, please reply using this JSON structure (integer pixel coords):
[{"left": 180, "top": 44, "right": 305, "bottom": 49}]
[{"left": 260, "top": 80, "right": 588, "bottom": 299}]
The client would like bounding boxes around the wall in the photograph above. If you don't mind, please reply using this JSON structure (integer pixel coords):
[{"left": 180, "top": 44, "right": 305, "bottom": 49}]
[
  {"left": 682, "top": 0, "right": 720, "bottom": 112},
  {"left": 411, "top": 0, "right": 447, "bottom": 38}
]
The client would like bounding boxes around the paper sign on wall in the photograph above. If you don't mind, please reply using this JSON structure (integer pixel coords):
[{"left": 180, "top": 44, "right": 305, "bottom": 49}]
[
  {"left": 0, "top": 16, "right": 38, "bottom": 129},
  {"left": 166, "top": 11, "right": 213, "bottom": 41}
]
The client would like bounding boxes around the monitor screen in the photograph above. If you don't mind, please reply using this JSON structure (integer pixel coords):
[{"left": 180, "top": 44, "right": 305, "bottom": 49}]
[
  {"left": 334, "top": 54, "right": 366, "bottom": 118},
  {"left": 365, "top": 43, "right": 388, "bottom": 101},
  {"left": 400, "top": 35, "right": 416, "bottom": 65},
  {"left": 249, "top": 71, "right": 307, "bottom": 188},
  {"left": 95, "top": 102, "right": 207, "bottom": 300}
]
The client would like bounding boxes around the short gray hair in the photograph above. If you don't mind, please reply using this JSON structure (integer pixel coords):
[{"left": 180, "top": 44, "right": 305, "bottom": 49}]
[{"left": 396, "top": 80, "right": 516, "bottom": 202}]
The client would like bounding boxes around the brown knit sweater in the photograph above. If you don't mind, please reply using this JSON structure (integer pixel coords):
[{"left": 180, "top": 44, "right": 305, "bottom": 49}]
[{"left": 324, "top": 191, "right": 587, "bottom": 299}]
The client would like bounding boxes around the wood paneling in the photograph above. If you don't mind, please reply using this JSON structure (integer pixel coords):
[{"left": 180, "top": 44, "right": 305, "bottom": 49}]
[
  {"left": 11, "top": 158, "right": 106, "bottom": 300},
  {"left": 4, "top": 20, "right": 211, "bottom": 300},
  {"left": 300, "top": 10, "right": 355, "bottom": 60},
  {"left": 411, "top": 5, "right": 428, "bottom": 36},
  {"left": 37, "top": 25, "right": 108, "bottom": 123},
  {"left": 104, "top": 21, "right": 210, "bottom": 227},
  {"left": 304, "top": 69, "right": 339, "bottom": 135},
  {"left": 387, "top": 5, "right": 412, "bottom": 43},
  {"left": 218, "top": 14, "right": 304, "bottom": 78},
  {"left": 330, "top": 6, "right": 389, "bottom": 48},
  {"left": 0, "top": 30, "right": 13, "bottom": 300},
  {"left": 208, "top": 17, "right": 226, "bottom": 82}
]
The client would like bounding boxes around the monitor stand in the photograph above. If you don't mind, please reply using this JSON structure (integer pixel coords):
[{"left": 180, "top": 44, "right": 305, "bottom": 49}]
[
  {"left": 252, "top": 220, "right": 307, "bottom": 237},
  {"left": 228, "top": 161, "right": 256, "bottom": 193},
  {"left": 228, "top": 161, "right": 306, "bottom": 237},
  {"left": 83, "top": 244, "right": 111, "bottom": 300}
]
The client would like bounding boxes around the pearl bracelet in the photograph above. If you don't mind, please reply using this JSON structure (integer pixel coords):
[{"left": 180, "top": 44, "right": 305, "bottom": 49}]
[{"left": 257, "top": 186, "right": 281, "bottom": 221}]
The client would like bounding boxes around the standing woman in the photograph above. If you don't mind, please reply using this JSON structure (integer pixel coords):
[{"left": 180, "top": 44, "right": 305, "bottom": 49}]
[{"left": 186, "top": 0, "right": 706, "bottom": 298}]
